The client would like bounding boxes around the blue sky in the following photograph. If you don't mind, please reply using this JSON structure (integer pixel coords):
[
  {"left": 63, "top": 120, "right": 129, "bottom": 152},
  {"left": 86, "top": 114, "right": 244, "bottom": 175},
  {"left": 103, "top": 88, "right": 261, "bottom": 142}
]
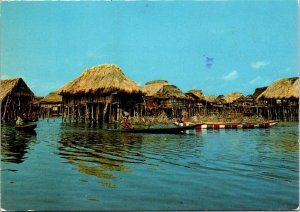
[{"left": 1, "top": 0, "right": 298, "bottom": 96}]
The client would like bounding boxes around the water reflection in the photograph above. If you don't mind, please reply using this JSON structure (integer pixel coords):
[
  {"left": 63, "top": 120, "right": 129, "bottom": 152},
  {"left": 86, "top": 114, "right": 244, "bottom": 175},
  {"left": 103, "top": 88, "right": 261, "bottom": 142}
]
[
  {"left": 1, "top": 125, "right": 37, "bottom": 164},
  {"left": 56, "top": 122, "right": 147, "bottom": 188}
]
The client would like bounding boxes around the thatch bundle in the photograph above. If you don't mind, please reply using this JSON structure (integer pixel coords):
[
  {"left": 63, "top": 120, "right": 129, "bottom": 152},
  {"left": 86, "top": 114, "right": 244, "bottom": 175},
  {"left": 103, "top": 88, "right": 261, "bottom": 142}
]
[
  {"left": 143, "top": 80, "right": 170, "bottom": 96},
  {"left": 40, "top": 92, "right": 62, "bottom": 103},
  {"left": 224, "top": 92, "right": 244, "bottom": 103},
  {"left": 186, "top": 89, "right": 206, "bottom": 101},
  {"left": 154, "top": 85, "right": 186, "bottom": 99},
  {"left": 1, "top": 78, "right": 34, "bottom": 101},
  {"left": 258, "top": 77, "right": 299, "bottom": 99},
  {"left": 58, "top": 64, "right": 144, "bottom": 95}
]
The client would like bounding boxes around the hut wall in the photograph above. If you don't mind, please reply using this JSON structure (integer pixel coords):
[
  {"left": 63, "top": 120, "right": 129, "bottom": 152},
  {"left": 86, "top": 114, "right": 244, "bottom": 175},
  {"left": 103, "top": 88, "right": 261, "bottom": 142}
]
[{"left": 61, "top": 92, "right": 143, "bottom": 123}]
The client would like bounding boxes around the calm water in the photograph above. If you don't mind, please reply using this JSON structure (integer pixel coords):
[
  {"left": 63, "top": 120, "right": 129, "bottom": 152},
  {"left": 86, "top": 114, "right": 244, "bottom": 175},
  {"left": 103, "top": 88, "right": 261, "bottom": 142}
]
[{"left": 1, "top": 118, "right": 299, "bottom": 210}]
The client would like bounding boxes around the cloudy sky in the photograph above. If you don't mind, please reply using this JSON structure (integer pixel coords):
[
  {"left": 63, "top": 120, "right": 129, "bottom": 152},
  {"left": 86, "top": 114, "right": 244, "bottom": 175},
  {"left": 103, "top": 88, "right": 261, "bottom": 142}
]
[{"left": 1, "top": 0, "right": 298, "bottom": 96}]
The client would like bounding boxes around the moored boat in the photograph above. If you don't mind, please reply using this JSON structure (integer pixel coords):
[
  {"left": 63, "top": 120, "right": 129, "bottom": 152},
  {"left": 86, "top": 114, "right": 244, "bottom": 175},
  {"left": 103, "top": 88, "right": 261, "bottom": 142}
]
[
  {"left": 175, "top": 120, "right": 279, "bottom": 129},
  {"left": 107, "top": 124, "right": 202, "bottom": 134},
  {"left": 15, "top": 123, "right": 37, "bottom": 131}
]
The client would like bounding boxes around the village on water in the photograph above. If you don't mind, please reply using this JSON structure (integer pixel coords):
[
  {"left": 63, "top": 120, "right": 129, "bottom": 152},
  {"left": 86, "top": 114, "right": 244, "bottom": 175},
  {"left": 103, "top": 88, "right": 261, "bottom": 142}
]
[{"left": 1, "top": 64, "right": 298, "bottom": 129}]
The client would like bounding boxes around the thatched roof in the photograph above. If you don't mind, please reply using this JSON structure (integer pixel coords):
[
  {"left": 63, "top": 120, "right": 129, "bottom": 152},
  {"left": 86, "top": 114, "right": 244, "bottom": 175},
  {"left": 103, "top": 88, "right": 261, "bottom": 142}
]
[
  {"left": 154, "top": 84, "right": 186, "bottom": 99},
  {"left": 186, "top": 89, "right": 206, "bottom": 101},
  {"left": 258, "top": 77, "right": 299, "bottom": 99},
  {"left": 205, "top": 95, "right": 218, "bottom": 103},
  {"left": 224, "top": 92, "right": 244, "bottom": 103},
  {"left": 252, "top": 86, "right": 268, "bottom": 99},
  {"left": 215, "top": 95, "right": 226, "bottom": 104},
  {"left": 40, "top": 92, "right": 62, "bottom": 103},
  {"left": 32, "top": 96, "right": 44, "bottom": 105},
  {"left": 1, "top": 78, "right": 34, "bottom": 101},
  {"left": 235, "top": 94, "right": 254, "bottom": 102},
  {"left": 58, "top": 64, "right": 144, "bottom": 95},
  {"left": 143, "top": 80, "right": 170, "bottom": 96}
]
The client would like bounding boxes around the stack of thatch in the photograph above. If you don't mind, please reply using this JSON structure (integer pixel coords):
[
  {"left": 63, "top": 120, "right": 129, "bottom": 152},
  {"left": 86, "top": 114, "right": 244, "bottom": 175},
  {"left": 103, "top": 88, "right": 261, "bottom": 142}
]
[
  {"left": 258, "top": 77, "right": 299, "bottom": 100},
  {"left": 224, "top": 92, "right": 244, "bottom": 103},
  {"left": 58, "top": 64, "right": 144, "bottom": 95},
  {"left": 143, "top": 80, "right": 170, "bottom": 96},
  {"left": 154, "top": 84, "right": 186, "bottom": 99},
  {"left": 40, "top": 92, "right": 62, "bottom": 103}
]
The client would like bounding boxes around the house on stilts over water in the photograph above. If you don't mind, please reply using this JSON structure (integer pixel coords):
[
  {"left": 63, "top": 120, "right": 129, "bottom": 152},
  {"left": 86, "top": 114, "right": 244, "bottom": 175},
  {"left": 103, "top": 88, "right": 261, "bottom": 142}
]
[
  {"left": 39, "top": 91, "right": 63, "bottom": 117},
  {"left": 1, "top": 78, "right": 34, "bottom": 121},
  {"left": 143, "top": 80, "right": 190, "bottom": 118},
  {"left": 256, "top": 77, "right": 299, "bottom": 121},
  {"left": 57, "top": 64, "right": 144, "bottom": 123}
]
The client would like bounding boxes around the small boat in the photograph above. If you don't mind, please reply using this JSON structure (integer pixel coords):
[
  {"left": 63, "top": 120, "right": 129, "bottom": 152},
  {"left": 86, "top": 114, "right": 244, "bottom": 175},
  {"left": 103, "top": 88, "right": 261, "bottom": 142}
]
[
  {"left": 175, "top": 120, "right": 279, "bottom": 129},
  {"left": 15, "top": 123, "right": 37, "bottom": 131},
  {"left": 107, "top": 124, "right": 202, "bottom": 134}
]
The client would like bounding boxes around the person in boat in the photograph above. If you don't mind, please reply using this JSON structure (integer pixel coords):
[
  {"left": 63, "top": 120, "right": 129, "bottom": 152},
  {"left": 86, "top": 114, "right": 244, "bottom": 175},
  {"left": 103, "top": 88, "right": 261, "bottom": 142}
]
[
  {"left": 177, "top": 115, "right": 184, "bottom": 123},
  {"left": 16, "top": 115, "right": 24, "bottom": 126},
  {"left": 121, "top": 111, "right": 132, "bottom": 129},
  {"left": 30, "top": 111, "right": 38, "bottom": 122}
]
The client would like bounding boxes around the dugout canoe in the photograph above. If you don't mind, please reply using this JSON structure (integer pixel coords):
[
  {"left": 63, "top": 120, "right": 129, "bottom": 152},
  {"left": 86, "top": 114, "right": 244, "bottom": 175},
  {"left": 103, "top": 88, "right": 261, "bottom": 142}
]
[
  {"left": 175, "top": 120, "right": 279, "bottom": 129},
  {"left": 15, "top": 123, "right": 37, "bottom": 131},
  {"left": 107, "top": 124, "right": 202, "bottom": 134}
]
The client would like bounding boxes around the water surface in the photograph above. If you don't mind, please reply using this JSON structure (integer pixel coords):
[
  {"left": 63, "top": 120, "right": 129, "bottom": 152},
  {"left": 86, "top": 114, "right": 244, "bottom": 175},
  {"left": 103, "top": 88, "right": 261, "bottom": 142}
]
[{"left": 1, "top": 119, "right": 298, "bottom": 210}]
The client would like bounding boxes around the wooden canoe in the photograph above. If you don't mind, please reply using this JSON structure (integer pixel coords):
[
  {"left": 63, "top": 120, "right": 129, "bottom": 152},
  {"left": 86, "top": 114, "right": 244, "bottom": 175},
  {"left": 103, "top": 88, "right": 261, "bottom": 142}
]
[
  {"left": 15, "top": 123, "right": 37, "bottom": 131},
  {"left": 175, "top": 120, "right": 279, "bottom": 129},
  {"left": 107, "top": 124, "right": 202, "bottom": 134}
]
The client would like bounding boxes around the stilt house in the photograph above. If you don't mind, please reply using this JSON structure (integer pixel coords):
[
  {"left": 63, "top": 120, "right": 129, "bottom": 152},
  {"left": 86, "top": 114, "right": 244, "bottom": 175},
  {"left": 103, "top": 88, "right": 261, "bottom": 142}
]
[
  {"left": 153, "top": 84, "right": 187, "bottom": 118},
  {"left": 57, "top": 64, "right": 144, "bottom": 123},
  {"left": 40, "top": 92, "right": 63, "bottom": 116},
  {"left": 257, "top": 77, "right": 299, "bottom": 120},
  {"left": 143, "top": 80, "right": 170, "bottom": 114},
  {"left": 185, "top": 89, "right": 207, "bottom": 116},
  {"left": 1, "top": 78, "right": 34, "bottom": 121}
]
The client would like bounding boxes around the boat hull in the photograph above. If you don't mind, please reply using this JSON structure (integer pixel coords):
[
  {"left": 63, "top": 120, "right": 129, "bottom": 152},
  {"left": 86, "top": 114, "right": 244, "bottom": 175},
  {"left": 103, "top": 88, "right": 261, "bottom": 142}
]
[
  {"left": 15, "top": 123, "right": 37, "bottom": 131},
  {"left": 108, "top": 124, "right": 202, "bottom": 134},
  {"left": 175, "top": 120, "right": 279, "bottom": 130}
]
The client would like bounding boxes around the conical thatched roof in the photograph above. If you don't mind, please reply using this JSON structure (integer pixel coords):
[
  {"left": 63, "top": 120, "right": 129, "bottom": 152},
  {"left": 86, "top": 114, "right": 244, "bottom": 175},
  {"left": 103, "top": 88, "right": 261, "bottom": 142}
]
[
  {"left": 58, "top": 64, "right": 144, "bottom": 95},
  {"left": 186, "top": 89, "right": 206, "bottom": 101},
  {"left": 258, "top": 77, "right": 299, "bottom": 99},
  {"left": 143, "top": 80, "right": 170, "bottom": 96},
  {"left": 154, "top": 84, "right": 186, "bottom": 99},
  {"left": 1, "top": 78, "right": 34, "bottom": 101},
  {"left": 224, "top": 92, "right": 244, "bottom": 103},
  {"left": 40, "top": 92, "right": 62, "bottom": 103}
]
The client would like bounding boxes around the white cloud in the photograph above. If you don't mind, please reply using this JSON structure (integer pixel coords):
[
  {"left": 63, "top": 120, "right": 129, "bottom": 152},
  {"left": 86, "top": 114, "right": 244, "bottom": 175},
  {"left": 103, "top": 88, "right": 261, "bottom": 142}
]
[
  {"left": 249, "top": 76, "right": 262, "bottom": 84},
  {"left": 251, "top": 61, "right": 270, "bottom": 69},
  {"left": 223, "top": 70, "right": 238, "bottom": 81}
]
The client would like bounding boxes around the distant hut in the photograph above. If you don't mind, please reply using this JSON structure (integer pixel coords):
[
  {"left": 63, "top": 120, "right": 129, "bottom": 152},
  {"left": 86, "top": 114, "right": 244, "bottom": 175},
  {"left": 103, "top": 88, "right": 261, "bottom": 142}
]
[
  {"left": 57, "top": 64, "right": 144, "bottom": 123},
  {"left": 234, "top": 95, "right": 254, "bottom": 106},
  {"left": 224, "top": 92, "right": 244, "bottom": 104},
  {"left": 1, "top": 78, "right": 34, "bottom": 121},
  {"left": 185, "top": 89, "right": 207, "bottom": 116},
  {"left": 257, "top": 77, "right": 299, "bottom": 120},
  {"left": 153, "top": 84, "right": 187, "bottom": 118},
  {"left": 32, "top": 96, "right": 44, "bottom": 113},
  {"left": 40, "top": 92, "right": 63, "bottom": 116},
  {"left": 143, "top": 80, "right": 170, "bottom": 111}
]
